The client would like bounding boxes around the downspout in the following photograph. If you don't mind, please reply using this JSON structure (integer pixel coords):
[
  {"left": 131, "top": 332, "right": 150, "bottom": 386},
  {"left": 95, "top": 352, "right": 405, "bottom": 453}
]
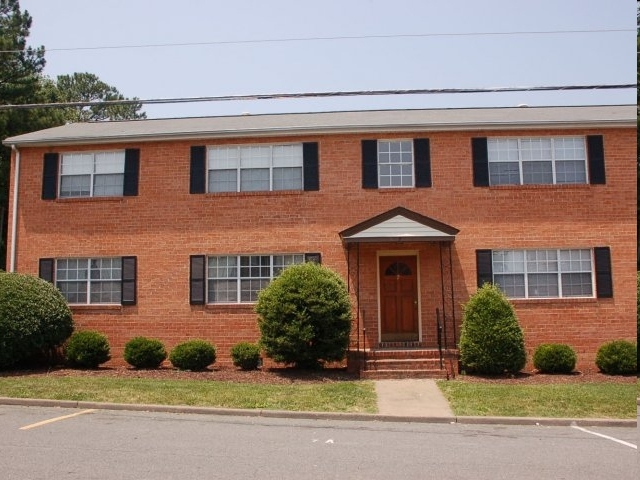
[{"left": 9, "top": 145, "right": 20, "bottom": 272}]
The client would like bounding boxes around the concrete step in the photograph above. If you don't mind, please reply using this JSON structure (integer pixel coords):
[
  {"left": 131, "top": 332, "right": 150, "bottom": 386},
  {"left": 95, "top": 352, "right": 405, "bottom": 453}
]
[
  {"left": 360, "top": 369, "right": 449, "bottom": 380},
  {"left": 365, "top": 358, "right": 443, "bottom": 371}
]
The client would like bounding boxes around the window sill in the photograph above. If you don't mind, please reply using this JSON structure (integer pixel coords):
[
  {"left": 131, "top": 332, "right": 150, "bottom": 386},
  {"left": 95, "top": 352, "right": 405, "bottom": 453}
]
[
  {"left": 488, "top": 184, "right": 592, "bottom": 191},
  {"left": 375, "top": 187, "right": 416, "bottom": 193},
  {"left": 511, "top": 297, "right": 599, "bottom": 306},
  {"left": 51, "top": 197, "right": 126, "bottom": 204},
  {"left": 203, "top": 190, "right": 304, "bottom": 198},
  {"left": 202, "top": 303, "right": 256, "bottom": 313},
  {"left": 70, "top": 304, "right": 124, "bottom": 313}
]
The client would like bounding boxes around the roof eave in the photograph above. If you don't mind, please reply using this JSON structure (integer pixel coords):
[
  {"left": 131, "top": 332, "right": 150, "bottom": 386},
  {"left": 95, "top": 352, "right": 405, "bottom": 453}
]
[{"left": 3, "top": 119, "right": 635, "bottom": 148}]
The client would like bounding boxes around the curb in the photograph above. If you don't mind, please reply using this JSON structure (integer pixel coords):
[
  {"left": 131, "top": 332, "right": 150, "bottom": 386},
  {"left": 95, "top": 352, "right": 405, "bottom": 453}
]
[{"left": 1, "top": 397, "right": 636, "bottom": 428}]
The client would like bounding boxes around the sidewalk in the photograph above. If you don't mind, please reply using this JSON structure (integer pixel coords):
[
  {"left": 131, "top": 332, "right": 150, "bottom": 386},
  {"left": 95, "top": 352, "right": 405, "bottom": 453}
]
[{"left": 375, "top": 379, "right": 454, "bottom": 418}]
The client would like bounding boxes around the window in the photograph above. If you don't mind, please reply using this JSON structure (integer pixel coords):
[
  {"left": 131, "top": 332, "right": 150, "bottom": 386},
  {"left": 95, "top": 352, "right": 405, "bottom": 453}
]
[
  {"left": 492, "top": 249, "right": 593, "bottom": 299},
  {"left": 56, "top": 258, "right": 122, "bottom": 304},
  {"left": 377, "top": 140, "right": 414, "bottom": 188},
  {"left": 207, "top": 254, "right": 305, "bottom": 303},
  {"left": 59, "top": 151, "right": 126, "bottom": 197},
  {"left": 487, "top": 137, "right": 587, "bottom": 186},
  {"left": 208, "top": 144, "right": 303, "bottom": 192}
]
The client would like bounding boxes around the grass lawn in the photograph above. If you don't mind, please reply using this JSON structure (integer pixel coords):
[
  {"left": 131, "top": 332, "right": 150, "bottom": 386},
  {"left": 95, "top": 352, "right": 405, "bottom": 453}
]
[
  {"left": 0, "top": 376, "right": 378, "bottom": 413},
  {"left": 437, "top": 380, "right": 638, "bottom": 419}
]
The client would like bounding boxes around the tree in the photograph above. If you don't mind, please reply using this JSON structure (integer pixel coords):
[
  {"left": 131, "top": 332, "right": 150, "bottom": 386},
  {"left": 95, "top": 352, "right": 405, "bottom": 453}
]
[
  {"left": 0, "top": 272, "right": 74, "bottom": 368},
  {"left": 256, "top": 262, "right": 352, "bottom": 369},
  {"left": 55, "top": 72, "right": 146, "bottom": 122},
  {"left": 459, "top": 283, "right": 526, "bottom": 374}
]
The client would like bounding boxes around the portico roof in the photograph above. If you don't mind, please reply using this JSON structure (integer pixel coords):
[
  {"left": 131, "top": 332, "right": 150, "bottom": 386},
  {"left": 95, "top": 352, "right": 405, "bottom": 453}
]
[{"left": 339, "top": 207, "right": 459, "bottom": 243}]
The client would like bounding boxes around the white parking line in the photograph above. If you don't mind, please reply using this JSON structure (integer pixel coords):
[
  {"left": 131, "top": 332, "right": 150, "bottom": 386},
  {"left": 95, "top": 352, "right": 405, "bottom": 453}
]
[
  {"left": 571, "top": 425, "right": 637, "bottom": 449},
  {"left": 19, "top": 409, "right": 96, "bottom": 431}
]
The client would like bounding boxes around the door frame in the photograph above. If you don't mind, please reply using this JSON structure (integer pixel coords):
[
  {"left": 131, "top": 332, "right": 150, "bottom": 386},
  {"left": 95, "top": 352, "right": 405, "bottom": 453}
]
[{"left": 376, "top": 250, "right": 421, "bottom": 343}]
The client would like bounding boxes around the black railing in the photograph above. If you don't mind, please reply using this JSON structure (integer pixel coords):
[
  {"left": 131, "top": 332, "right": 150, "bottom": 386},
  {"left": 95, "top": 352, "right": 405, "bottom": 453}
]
[{"left": 436, "top": 308, "right": 443, "bottom": 369}]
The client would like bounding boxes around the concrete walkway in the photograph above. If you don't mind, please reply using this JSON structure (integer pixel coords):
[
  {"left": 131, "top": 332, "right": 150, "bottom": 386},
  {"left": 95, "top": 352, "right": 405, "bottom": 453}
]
[{"left": 375, "top": 379, "right": 454, "bottom": 417}]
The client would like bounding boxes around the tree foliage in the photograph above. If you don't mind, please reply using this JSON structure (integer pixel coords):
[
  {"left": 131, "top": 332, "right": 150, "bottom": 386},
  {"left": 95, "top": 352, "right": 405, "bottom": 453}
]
[
  {"left": 256, "top": 262, "right": 352, "bottom": 369},
  {"left": 459, "top": 283, "right": 526, "bottom": 374},
  {"left": 0, "top": 271, "right": 74, "bottom": 368}
]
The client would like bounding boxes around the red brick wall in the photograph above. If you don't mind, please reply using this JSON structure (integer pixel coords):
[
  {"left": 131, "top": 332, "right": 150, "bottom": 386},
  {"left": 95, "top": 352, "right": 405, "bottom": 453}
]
[{"left": 7, "top": 127, "right": 636, "bottom": 371}]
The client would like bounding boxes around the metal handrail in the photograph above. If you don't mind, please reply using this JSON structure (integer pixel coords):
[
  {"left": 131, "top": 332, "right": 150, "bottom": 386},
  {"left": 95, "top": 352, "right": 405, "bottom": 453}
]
[{"left": 436, "top": 308, "right": 443, "bottom": 369}]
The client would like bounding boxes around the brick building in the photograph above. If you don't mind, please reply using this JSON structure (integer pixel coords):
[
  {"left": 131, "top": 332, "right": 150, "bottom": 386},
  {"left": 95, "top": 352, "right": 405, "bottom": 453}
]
[{"left": 3, "top": 105, "right": 636, "bottom": 375}]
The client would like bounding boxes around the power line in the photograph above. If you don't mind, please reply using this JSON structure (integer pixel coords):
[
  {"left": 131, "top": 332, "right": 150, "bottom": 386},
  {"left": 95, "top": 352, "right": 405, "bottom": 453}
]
[
  {"left": 0, "top": 29, "right": 633, "bottom": 54},
  {"left": 0, "top": 84, "right": 635, "bottom": 111}
]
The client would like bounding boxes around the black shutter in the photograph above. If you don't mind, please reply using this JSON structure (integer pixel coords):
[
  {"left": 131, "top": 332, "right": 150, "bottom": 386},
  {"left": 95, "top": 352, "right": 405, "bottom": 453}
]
[
  {"left": 413, "top": 138, "right": 432, "bottom": 188},
  {"left": 121, "top": 256, "right": 137, "bottom": 305},
  {"left": 472, "top": 138, "right": 489, "bottom": 187},
  {"left": 190, "top": 146, "right": 206, "bottom": 194},
  {"left": 123, "top": 149, "right": 140, "bottom": 196},
  {"left": 594, "top": 247, "right": 613, "bottom": 298},
  {"left": 587, "top": 135, "right": 606, "bottom": 185},
  {"left": 361, "top": 140, "right": 378, "bottom": 189},
  {"left": 305, "top": 252, "right": 321, "bottom": 264},
  {"left": 303, "top": 142, "right": 319, "bottom": 191},
  {"left": 42, "top": 153, "right": 59, "bottom": 200},
  {"left": 39, "top": 258, "right": 55, "bottom": 283},
  {"left": 190, "top": 255, "right": 206, "bottom": 305},
  {"left": 476, "top": 249, "right": 493, "bottom": 288}
]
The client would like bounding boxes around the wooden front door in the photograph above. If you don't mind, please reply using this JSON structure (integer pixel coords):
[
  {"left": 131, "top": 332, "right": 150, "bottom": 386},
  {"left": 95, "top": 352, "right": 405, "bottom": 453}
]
[{"left": 379, "top": 256, "right": 419, "bottom": 342}]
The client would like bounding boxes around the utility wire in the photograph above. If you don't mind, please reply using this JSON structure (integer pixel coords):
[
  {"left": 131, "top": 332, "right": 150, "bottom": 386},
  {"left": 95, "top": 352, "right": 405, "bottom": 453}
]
[
  {"left": 0, "top": 84, "right": 635, "bottom": 111},
  {"left": 0, "top": 29, "right": 633, "bottom": 54}
]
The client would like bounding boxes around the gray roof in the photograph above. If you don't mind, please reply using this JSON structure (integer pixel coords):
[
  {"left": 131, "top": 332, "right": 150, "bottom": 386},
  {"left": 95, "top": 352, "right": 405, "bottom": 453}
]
[{"left": 3, "top": 105, "right": 636, "bottom": 147}]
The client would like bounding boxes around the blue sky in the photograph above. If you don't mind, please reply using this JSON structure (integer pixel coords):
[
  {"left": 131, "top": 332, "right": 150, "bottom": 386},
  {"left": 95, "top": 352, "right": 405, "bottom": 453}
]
[{"left": 18, "top": 0, "right": 637, "bottom": 118}]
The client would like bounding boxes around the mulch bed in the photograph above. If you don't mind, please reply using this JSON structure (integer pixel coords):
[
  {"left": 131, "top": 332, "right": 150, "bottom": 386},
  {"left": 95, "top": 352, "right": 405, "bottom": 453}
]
[{"left": 1, "top": 365, "right": 636, "bottom": 385}]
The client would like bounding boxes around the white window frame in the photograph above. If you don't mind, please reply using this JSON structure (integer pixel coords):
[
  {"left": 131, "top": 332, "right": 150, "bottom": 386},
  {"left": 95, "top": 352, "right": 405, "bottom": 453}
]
[
  {"left": 59, "top": 151, "right": 126, "bottom": 198},
  {"left": 487, "top": 137, "right": 588, "bottom": 186},
  {"left": 492, "top": 249, "right": 595, "bottom": 299},
  {"left": 55, "top": 257, "right": 122, "bottom": 305},
  {"left": 207, "top": 254, "right": 305, "bottom": 304},
  {"left": 207, "top": 143, "right": 304, "bottom": 193},
  {"left": 377, "top": 140, "right": 414, "bottom": 188}
]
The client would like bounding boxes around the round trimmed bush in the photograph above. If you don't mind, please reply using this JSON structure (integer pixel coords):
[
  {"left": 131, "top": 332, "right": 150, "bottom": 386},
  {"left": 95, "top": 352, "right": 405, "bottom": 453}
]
[
  {"left": 231, "top": 342, "right": 261, "bottom": 370},
  {"left": 0, "top": 272, "right": 74, "bottom": 369},
  {"left": 459, "top": 283, "right": 526, "bottom": 375},
  {"left": 595, "top": 340, "right": 637, "bottom": 375},
  {"left": 124, "top": 337, "right": 167, "bottom": 368},
  {"left": 65, "top": 330, "right": 111, "bottom": 368},
  {"left": 169, "top": 340, "right": 216, "bottom": 371},
  {"left": 533, "top": 343, "right": 577, "bottom": 373},
  {"left": 256, "top": 262, "right": 352, "bottom": 369}
]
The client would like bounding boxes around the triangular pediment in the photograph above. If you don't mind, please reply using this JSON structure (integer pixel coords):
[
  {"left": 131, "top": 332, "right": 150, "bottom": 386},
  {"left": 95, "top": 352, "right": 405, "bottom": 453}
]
[{"left": 340, "top": 207, "right": 459, "bottom": 243}]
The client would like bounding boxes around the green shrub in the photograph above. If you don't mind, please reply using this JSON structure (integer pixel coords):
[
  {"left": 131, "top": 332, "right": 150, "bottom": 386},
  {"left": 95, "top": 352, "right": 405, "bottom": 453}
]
[
  {"left": 0, "top": 272, "right": 74, "bottom": 369},
  {"left": 230, "top": 342, "right": 261, "bottom": 370},
  {"left": 65, "top": 330, "right": 111, "bottom": 368},
  {"left": 533, "top": 343, "right": 577, "bottom": 373},
  {"left": 459, "top": 283, "right": 526, "bottom": 374},
  {"left": 256, "top": 262, "right": 352, "bottom": 369},
  {"left": 124, "top": 337, "right": 167, "bottom": 368},
  {"left": 169, "top": 340, "right": 216, "bottom": 371},
  {"left": 595, "top": 340, "right": 637, "bottom": 375}
]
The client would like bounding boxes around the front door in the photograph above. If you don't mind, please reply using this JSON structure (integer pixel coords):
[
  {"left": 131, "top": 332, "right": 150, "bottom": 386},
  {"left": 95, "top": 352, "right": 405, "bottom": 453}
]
[{"left": 379, "top": 256, "right": 419, "bottom": 342}]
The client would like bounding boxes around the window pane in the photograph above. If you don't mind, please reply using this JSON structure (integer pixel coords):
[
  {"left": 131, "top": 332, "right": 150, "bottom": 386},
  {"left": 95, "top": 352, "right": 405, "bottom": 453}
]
[
  {"left": 240, "top": 168, "right": 269, "bottom": 191},
  {"left": 93, "top": 173, "right": 124, "bottom": 196},
  {"left": 519, "top": 138, "right": 552, "bottom": 161},
  {"left": 559, "top": 249, "right": 591, "bottom": 272},
  {"left": 492, "top": 250, "right": 524, "bottom": 273},
  {"left": 273, "top": 167, "right": 302, "bottom": 190},
  {"left": 377, "top": 140, "right": 413, "bottom": 188},
  {"left": 522, "top": 161, "right": 553, "bottom": 184},
  {"left": 561, "top": 273, "right": 593, "bottom": 297},
  {"left": 553, "top": 137, "right": 585, "bottom": 160},
  {"left": 58, "top": 281, "right": 87, "bottom": 304},
  {"left": 240, "top": 146, "right": 270, "bottom": 168},
  {"left": 240, "top": 279, "right": 269, "bottom": 302},
  {"left": 209, "top": 147, "right": 239, "bottom": 170},
  {"left": 94, "top": 152, "right": 125, "bottom": 174},
  {"left": 272, "top": 144, "right": 303, "bottom": 167},
  {"left": 555, "top": 160, "right": 586, "bottom": 184},
  {"left": 209, "top": 279, "right": 238, "bottom": 303},
  {"left": 489, "top": 162, "right": 520, "bottom": 185},
  {"left": 209, "top": 169, "right": 237, "bottom": 192},
  {"left": 528, "top": 273, "right": 559, "bottom": 297},
  {"left": 494, "top": 274, "right": 526, "bottom": 298},
  {"left": 488, "top": 139, "right": 519, "bottom": 161},
  {"left": 61, "top": 153, "right": 93, "bottom": 175},
  {"left": 60, "top": 175, "right": 91, "bottom": 197},
  {"left": 526, "top": 250, "right": 557, "bottom": 273},
  {"left": 208, "top": 256, "right": 237, "bottom": 278},
  {"left": 90, "top": 281, "right": 121, "bottom": 304}
]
